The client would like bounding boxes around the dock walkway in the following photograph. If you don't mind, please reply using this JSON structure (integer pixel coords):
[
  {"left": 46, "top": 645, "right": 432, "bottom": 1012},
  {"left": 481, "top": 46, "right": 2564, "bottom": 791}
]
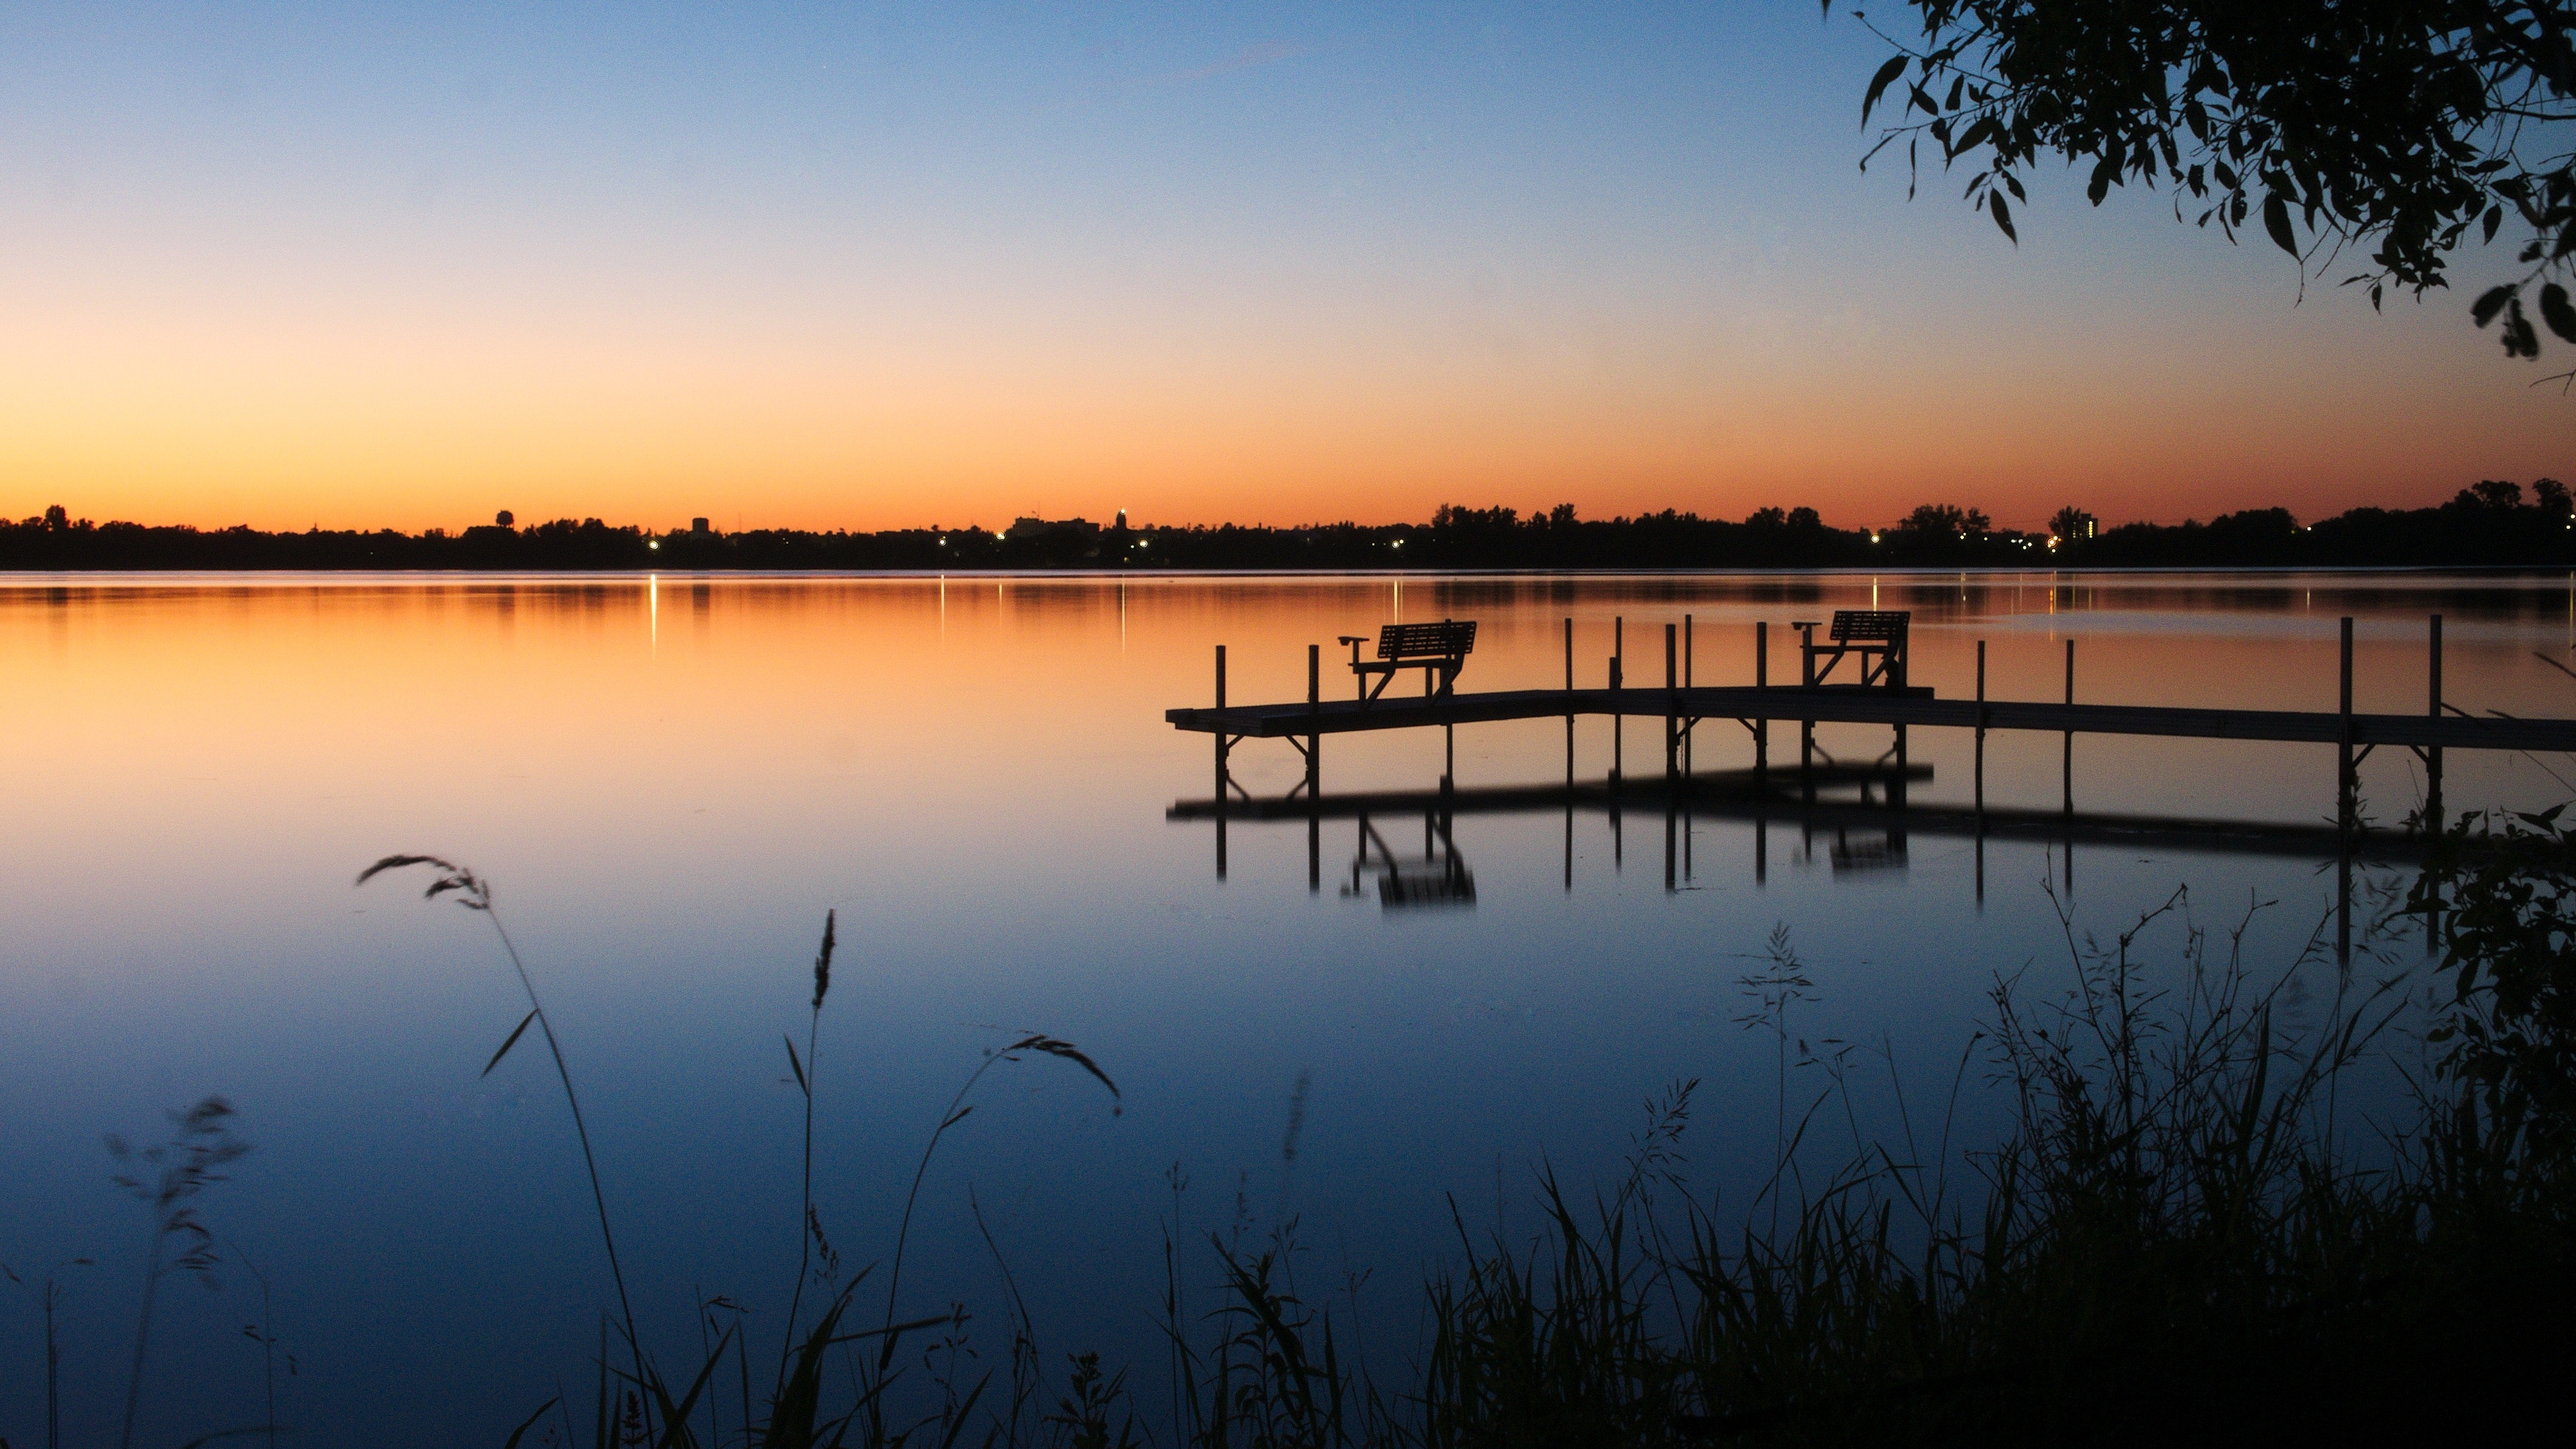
[{"left": 1167, "top": 684, "right": 2576, "bottom": 754}]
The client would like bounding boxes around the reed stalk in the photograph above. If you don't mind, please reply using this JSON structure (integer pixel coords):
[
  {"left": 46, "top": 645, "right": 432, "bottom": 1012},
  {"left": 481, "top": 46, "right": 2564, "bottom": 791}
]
[
  {"left": 357, "top": 856, "right": 645, "bottom": 1411},
  {"left": 776, "top": 910, "right": 835, "bottom": 1404},
  {"left": 107, "top": 1097, "right": 248, "bottom": 1449},
  {"left": 880, "top": 1035, "right": 1121, "bottom": 1368}
]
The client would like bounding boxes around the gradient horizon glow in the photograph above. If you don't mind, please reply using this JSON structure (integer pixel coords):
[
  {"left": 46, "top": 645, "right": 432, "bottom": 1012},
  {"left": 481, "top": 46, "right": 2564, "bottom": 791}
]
[{"left": 2, "top": 1, "right": 2566, "bottom": 536}]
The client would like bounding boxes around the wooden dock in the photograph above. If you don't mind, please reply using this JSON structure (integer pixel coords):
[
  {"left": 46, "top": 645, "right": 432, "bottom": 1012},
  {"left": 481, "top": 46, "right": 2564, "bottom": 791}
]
[
  {"left": 1170, "top": 612, "right": 2576, "bottom": 957},
  {"left": 1168, "top": 614, "right": 2576, "bottom": 831}
]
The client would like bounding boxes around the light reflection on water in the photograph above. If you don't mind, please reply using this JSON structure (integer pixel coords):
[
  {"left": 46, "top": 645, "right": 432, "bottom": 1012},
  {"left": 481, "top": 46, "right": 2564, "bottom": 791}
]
[{"left": 1, "top": 570, "right": 2569, "bottom": 1444}]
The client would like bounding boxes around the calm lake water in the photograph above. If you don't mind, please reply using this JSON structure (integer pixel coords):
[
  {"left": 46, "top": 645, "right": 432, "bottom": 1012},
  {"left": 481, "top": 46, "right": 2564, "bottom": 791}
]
[{"left": 6, "top": 569, "right": 2574, "bottom": 1442}]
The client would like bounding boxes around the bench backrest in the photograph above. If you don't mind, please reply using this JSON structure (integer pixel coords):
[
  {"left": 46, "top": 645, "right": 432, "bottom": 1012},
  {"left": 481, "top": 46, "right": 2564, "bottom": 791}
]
[
  {"left": 1827, "top": 609, "right": 1909, "bottom": 644},
  {"left": 1378, "top": 620, "right": 1477, "bottom": 659}
]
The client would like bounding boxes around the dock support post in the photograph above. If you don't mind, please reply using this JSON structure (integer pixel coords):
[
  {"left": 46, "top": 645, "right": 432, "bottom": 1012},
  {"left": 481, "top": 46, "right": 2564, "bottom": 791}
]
[
  {"left": 1612, "top": 615, "right": 1625, "bottom": 790},
  {"left": 1975, "top": 640, "right": 1988, "bottom": 815},
  {"left": 1755, "top": 621, "right": 1769, "bottom": 785},
  {"left": 1975, "top": 637, "right": 1987, "bottom": 910},
  {"left": 1307, "top": 643, "right": 1322, "bottom": 891},
  {"left": 2062, "top": 638, "right": 2075, "bottom": 815},
  {"left": 2338, "top": 617, "right": 2357, "bottom": 962},
  {"left": 1564, "top": 617, "right": 1576, "bottom": 789},
  {"left": 1796, "top": 623, "right": 1814, "bottom": 802},
  {"left": 1214, "top": 644, "right": 1229, "bottom": 881},
  {"left": 2427, "top": 613, "right": 2444, "bottom": 832},
  {"left": 1610, "top": 614, "right": 1625, "bottom": 868},
  {"left": 1664, "top": 623, "right": 1678, "bottom": 786},
  {"left": 1684, "top": 613, "right": 1695, "bottom": 778},
  {"left": 1306, "top": 644, "right": 1321, "bottom": 797},
  {"left": 2339, "top": 617, "right": 2357, "bottom": 833}
]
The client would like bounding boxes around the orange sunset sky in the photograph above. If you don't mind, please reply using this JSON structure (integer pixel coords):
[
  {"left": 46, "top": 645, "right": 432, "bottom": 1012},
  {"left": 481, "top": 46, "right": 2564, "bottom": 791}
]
[{"left": 1, "top": 4, "right": 2566, "bottom": 536}]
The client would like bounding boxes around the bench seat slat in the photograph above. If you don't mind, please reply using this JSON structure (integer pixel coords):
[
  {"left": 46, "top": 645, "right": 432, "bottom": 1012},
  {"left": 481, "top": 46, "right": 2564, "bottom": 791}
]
[
  {"left": 1375, "top": 620, "right": 1477, "bottom": 660},
  {"left": 1828, "top": 610, "right": 1908, "bottom": 643}
]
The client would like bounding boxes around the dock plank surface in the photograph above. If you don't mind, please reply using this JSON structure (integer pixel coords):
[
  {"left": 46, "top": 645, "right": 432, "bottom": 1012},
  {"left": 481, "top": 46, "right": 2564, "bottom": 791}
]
[{"left": 1166, "top": 685, "right": 2576, "bottom": 753}]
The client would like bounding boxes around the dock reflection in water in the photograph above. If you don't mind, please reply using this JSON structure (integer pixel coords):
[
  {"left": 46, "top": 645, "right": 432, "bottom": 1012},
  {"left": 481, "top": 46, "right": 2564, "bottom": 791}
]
[{"left": 1173, "top": 759, "right": 2427, "bottom": 953}]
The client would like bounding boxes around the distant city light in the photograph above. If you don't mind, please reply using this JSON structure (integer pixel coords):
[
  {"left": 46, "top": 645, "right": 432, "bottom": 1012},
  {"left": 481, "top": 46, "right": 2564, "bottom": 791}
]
[
  {"left": 1869, "top": 532, "right": 1880, "bottom": 544},
  {"left": 648, "top": 539, "right": 659, "bottom": 550}
]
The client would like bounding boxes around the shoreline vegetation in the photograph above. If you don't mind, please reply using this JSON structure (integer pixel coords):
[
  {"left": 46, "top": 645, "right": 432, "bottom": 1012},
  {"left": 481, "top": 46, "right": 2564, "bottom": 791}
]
[
  {"left": 4, "top": 481, "right": 2572, "bottom": 574},
  {"left": 20, "top": 818, "right": 2576, "bottom": 1448}
]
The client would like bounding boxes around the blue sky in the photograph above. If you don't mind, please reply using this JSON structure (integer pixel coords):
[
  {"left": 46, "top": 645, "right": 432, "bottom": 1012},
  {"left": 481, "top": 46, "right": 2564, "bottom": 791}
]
[{"left": 1, "top": 2, "right": 2563, "bottom": 530}]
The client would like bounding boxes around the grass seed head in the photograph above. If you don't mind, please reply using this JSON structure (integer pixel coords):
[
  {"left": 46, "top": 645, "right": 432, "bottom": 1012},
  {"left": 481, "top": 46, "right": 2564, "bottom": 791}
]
[{"left": 813, "top": 909, "right": 836, "bottom": 1010}]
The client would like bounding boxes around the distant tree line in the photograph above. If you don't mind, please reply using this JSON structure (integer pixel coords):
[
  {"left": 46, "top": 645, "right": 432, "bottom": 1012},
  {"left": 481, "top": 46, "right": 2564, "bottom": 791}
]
[
  {"left": 1, "top": 483, "right": 2569, "bottom": 570},
  {"left": 2059, "top": 478, "right": 2573, "bottom": 568}
]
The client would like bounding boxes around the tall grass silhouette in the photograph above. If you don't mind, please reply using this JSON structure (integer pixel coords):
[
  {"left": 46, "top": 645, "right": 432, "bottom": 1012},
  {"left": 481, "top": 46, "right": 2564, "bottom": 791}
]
[
  {"left": 776, "top": 909, "right": 834, "bottom": 1402},
  {"left": 356, "top": 856, "right": 646, "bottom": 1403},
  {"left": 107, "top": 1095, "right": 249, "bottom": 1449},
  {"left": 4, "top": 1255, "right": 91, "bottom": 1449},
  {"left": 362, "top": 854, "right": 1128, "bottom": 1446}
]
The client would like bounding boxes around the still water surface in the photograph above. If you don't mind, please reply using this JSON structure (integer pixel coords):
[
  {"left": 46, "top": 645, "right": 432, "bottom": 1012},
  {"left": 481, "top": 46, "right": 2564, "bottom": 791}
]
[{"left": 4, "top": 570, "right": 2573, "bottom": 1442}]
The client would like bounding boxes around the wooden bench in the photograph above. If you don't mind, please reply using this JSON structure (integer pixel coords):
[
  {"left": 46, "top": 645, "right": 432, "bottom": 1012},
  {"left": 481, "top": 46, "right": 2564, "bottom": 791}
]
[
  {"left": 1791, "top": 609, "right": 1909, "bottom": 690},
  {"left": 1338, "top": 620, "right": 1477, "bottom": 704}
]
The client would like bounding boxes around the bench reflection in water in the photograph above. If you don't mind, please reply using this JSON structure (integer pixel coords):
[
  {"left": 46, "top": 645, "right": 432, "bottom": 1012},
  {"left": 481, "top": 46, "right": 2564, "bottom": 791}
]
[{"left": 1342, "top": 812, "right": 1476, "bottom": 910}]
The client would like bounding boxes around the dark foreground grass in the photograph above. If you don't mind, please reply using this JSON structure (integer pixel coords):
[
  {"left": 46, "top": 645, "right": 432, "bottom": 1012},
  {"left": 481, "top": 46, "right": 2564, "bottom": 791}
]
[
  {"left": 509, "top": 842, "right": 2574, "bottom": 1449},
  {"left": 25, "top": 828, "right": 2576, "bottom": 1448}
]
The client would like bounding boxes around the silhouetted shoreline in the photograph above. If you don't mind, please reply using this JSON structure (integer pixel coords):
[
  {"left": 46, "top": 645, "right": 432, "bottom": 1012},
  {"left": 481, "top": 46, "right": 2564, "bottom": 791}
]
[{"left": 5, "top": 483, "right": 2567, "bottom": 572}]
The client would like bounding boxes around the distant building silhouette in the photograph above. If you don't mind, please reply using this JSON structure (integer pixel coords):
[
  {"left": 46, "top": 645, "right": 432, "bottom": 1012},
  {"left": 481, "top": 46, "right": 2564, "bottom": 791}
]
[
  {"left": 495, "top": 510, "right": 514, "bottom": 527},
  {"left": 1005, "top": 515, "right": 1100, "bottom": 542},
  {"left": 692, "top": 517, "right": 710, "bottom": 535}
]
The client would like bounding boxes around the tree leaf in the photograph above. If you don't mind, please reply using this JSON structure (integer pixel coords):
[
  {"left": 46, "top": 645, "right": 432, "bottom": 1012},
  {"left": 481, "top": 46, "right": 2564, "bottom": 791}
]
[
  {"left": 2262, "top": 191, "right": 2297, "bottom": 255},
  {"left": 2504, "top": 297, "right": 2539, "bottom": 358},
  {"left": 1989, "top": 190, "right": 2017, "bottom": 244},
  {"left": 483, "top": 1010, "right": 540, "bottom": 1079},
  {"left": 2540, "top": 283, "right": 2576, "bottom": 344},
  {"left": 2472, "top": 283, "right": 2517, "bottom": 328},
  {"left": 1861, "top": 54, "right": 1908, "bottom": 126}
]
